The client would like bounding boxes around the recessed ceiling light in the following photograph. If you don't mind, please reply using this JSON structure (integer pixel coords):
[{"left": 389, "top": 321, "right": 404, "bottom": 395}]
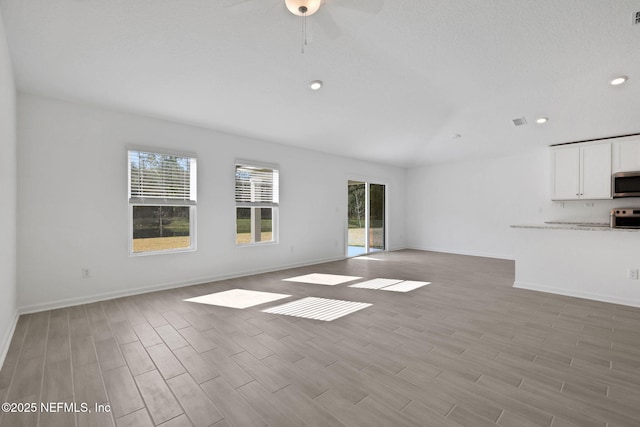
[
  {"left": 536, "top": 117, "right": 548, "bottom": 124},
  {"left": 309, "top": 80, "right": 323, "bottom": 90},
  {"left": 610, "top": 76, "right": 628, "bottom": 86}
]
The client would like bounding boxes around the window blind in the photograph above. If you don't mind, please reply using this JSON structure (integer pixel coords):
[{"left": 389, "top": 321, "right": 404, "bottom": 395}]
[
  {"left": 235, "top": 164, "right": 279, "bottom": 206},
  {"left": 129, "top": 150, "right": 197, "bottom": 204}
]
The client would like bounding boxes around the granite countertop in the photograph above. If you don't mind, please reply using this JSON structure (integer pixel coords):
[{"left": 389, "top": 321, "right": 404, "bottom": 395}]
[{"left": 510, "top": 222, "right": 640, "bottom": 232}]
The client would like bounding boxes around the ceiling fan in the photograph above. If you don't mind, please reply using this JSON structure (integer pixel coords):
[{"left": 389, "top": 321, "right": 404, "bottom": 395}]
[{"left": 223, "top": 0, "right": 384, "bottom": 43}]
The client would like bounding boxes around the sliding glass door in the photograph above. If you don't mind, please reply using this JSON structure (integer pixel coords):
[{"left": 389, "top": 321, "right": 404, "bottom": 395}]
[
  {"left": 348, "top": 181, "right": 367, "bottom": 257},
  {"left": 369, "top": 183, "right": 385, "bottom": 252},
  {"left": 347, "top": 181, "right": 386, "bottom": 257}
]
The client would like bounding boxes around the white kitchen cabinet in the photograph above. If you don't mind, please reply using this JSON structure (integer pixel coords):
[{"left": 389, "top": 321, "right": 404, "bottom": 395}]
[
  {"left": 551, "top": 142, "right": 611, "bottom": 200},
  {"left": 551, "top": 145, "right": 580, "bottom": 200},
  {"left": 612, "top": 136, "right": 640, "bottom": 173}
]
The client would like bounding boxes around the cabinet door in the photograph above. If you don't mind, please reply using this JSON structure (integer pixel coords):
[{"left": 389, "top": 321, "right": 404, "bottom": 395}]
[
  {"left": 612, "top": 138, "right": 640, "bottom": 173},
  {"left": 581, "top": 143, "right": 612, "bottom": 199},
  {"left": 551, "top": 146, "right": 580, "bottom": 200}
]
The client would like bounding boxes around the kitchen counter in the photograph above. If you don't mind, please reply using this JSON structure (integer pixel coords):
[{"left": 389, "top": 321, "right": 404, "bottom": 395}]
[
  {"left": 511, "top": 222, "right": 640, "bottom": 308},
  {"left": 510, "top": 222, "right": 640, "bottom": 232}
]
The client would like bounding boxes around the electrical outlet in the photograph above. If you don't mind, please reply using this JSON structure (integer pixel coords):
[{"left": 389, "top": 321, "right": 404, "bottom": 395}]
[
  {"left": 628, "top": 268, "right": 638, "bottom": 280},
  {"left": 82, "top": 268, "right": 90, "bottom": 279}
]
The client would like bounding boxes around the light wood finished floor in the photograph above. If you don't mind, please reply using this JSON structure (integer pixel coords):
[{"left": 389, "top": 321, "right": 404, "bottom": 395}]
[{"left": 1, "top": 249, "right": 640, "bottom": 427}]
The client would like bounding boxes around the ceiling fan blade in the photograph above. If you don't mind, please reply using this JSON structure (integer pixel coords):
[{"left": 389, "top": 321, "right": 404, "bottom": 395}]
[
  {"left": 333, "top": 0, "right": 384, "bottom": 14},
  {"left": 316, "top": 7, "right": 342, "bottom": 39},
  {"left": 222, "top": 0, "right": 255, "bottom": 8}
]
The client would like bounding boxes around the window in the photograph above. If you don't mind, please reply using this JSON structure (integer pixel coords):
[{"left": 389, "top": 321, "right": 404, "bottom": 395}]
[
  {"left": 235, "top": 162, "right": 279, "bottom": 245},
  {"left": 128, "top": 149, "right": 197, "bottom": 254}
]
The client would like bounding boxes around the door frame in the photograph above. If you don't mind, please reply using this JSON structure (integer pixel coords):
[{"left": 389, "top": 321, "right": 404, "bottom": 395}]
[{"left": 345, "top": 175, "right": 389, "bottom": 258}]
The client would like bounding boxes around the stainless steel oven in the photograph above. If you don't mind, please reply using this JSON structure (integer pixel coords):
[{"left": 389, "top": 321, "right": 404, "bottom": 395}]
[{"left": 610, "top": 208, "right": 640, "bottom": 228}]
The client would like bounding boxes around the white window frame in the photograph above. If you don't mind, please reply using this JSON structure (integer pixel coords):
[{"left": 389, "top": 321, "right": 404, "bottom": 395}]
[
  {"left": 128, "top": 148, "right": 197, "bottom": 256},
  {"left": 235, "top": 160, "right": 279, "bottom": 246}
]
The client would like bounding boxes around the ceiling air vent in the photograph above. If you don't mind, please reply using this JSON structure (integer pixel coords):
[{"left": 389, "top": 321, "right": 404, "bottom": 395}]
[
  {"left": 512, "top": 117, "right": 527, "bottom": 127},
  {"left": 635, "top": 11, "right": 640, "bottom": 25}
]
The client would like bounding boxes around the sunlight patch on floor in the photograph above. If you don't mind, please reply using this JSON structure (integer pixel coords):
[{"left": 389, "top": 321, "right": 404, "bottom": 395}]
[
  {"left": 349, "top": 278, "right": 404, "bottom": 289},
  {"left": 283, "top": 273, "right": 362, "bottom": 286},
  {"left": 349, "top": 278, "right": 431, "bottom": 292},
  {"left": 262, "top": 297, "right": 372, "bottom": 321},
  {"left": 184, "top": 289, "right": 291, "bottom": 309},
  {"left": 380, "top": 281, "right": 431, "bottom": 292}
]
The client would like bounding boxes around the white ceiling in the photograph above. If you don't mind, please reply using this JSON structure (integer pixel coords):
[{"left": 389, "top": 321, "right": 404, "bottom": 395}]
[{"left": 1, "top": 0, "right": 639, "bottom": 167}]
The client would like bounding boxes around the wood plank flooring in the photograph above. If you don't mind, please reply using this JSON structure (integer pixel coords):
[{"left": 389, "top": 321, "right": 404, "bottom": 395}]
[{"left": 1, "top": 249, "right": 640, "bottom": 426}]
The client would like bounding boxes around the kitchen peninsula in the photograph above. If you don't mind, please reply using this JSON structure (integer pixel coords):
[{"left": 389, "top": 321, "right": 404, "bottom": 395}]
[{"left": 511, "top": 223, "right": 640, "bottom": 308}]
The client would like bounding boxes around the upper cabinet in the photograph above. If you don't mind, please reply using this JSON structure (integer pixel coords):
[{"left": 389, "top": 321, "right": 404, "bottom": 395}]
[
  {"left": 551, "top": 145, "right": 580, "bottom": 200},
  {"left": 551, "top": 142, "right": 612, "bottom": 200},
  {"left": 612, "top": 136, "right": 640, "bottom": 173}
]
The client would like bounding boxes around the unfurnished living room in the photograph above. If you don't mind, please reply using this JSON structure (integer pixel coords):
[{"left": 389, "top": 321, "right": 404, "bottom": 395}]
[{"left": 1, "top": 1, "right": 640, "bottom": 426}]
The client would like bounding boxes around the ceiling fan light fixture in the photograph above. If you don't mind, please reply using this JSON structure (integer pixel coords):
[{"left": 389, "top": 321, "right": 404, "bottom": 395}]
[{"left": 285, "top": 0, "right": 322, "bottom": 16}]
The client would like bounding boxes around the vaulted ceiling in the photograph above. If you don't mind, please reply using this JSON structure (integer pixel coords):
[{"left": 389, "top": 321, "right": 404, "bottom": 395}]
[{"left": 1, "top": 0, "right": 639, "bottom": 167}]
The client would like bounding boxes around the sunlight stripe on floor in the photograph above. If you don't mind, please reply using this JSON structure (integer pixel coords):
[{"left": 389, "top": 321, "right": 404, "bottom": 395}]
[
  {"left": 349, "top": 278, "right": 404, "bottom": 289},
  {"left": 262, "top": 297, "right": 372, "bottom": 321},
  {"left": 380, "top": 281, "right": 431, "bottom": 292},
  {"left": 283, "top": 273, "right": 362, "bottom": 286}
]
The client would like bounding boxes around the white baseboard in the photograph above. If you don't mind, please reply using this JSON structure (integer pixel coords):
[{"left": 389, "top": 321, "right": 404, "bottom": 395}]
[
  {"left": 0, "top": 309, "right": 19, "bottom": 369},
  {"left": 513, "top": 281, "right": 640, "bottom": 308},
  {"left": 18, "top": 255, "right": 345, "bottom": 315},
  {"left": 405, "top": 245, "right": 514, "bottom": 261}
]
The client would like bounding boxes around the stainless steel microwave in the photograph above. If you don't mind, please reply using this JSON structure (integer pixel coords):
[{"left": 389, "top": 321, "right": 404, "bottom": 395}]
[{"left": 613, "top": 171, "right": 640, "bottom": 198}]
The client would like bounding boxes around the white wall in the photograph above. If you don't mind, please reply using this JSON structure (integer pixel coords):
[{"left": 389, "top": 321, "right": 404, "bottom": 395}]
[
  {"left": 406, "top": 148, "right": 549, "bottom": 259},
  {"left": 406, "top": 145, "right": 640, "bottom": 260},
  {"left": 16, "top": 94, "right": 406, "bottom": 312},
  {"left": 0, "top": 10, "right": 18, "bottom": 366}
]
